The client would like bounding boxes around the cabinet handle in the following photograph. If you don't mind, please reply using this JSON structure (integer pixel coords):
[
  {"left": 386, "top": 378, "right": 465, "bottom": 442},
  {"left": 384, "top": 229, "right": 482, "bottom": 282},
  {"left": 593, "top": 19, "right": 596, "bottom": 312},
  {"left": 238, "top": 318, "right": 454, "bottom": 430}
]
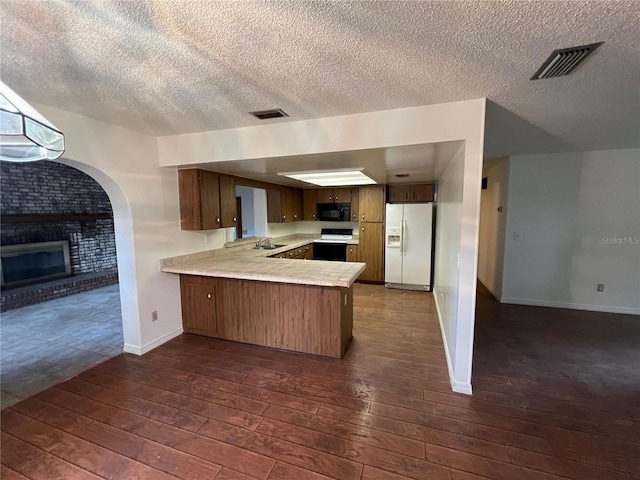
[
  {"left": 233, "top": 217, "right": 237, "bottom": 222},
  {"left": 335, "top": 196, "right": 338, "bottom": 200},
  {"left": 362, "top": 214, "right": 365, "bottom": 220},
  {"left": 207, "top": 292, "right": 211, "bottom": 299},
  {"left": 283, "top": 215, "right": 286, "bottom": 219},
  {"left": 329, "top": 196, "right": 333, "bottom": 201},
  {"left": 294, "top": 214, "right": 297, "bottom": 219},
  {"left": 362, "top": 227, "right": 365, "bottom": 231},
  {"left": 312, "top": 214, "right": 316, "bottom": 218},
  {"left": 216, "top": 217, "right": 220, "bottom": 223}
]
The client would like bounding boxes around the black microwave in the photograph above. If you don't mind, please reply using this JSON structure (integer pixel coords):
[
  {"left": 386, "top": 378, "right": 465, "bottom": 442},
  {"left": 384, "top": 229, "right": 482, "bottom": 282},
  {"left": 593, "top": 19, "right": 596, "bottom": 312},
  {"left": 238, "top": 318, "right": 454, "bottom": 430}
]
[{"left": 317, "top": 203, "right": 351, "bottom": 222}]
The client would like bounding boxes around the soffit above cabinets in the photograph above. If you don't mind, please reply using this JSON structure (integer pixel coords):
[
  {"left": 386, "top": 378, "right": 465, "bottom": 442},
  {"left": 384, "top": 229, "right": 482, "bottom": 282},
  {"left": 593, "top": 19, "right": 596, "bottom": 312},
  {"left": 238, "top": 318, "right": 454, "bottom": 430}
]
[{"left": 193, "top": 141, "right": 463, "bottom": 188}]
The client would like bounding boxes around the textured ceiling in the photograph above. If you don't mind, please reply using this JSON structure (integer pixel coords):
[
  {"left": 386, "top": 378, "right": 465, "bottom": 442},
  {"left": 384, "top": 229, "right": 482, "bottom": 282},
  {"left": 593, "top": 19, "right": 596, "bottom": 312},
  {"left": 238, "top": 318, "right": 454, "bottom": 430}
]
[{"left": 1, "top": 0, "right": 639, "bottom": 157}]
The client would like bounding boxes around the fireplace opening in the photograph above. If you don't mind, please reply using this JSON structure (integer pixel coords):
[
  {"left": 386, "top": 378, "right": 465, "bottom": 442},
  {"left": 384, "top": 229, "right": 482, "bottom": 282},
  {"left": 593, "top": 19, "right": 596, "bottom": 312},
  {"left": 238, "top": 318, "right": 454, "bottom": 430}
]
[{"left": 1, "top": 240, "right": 71, "bottom": 289}]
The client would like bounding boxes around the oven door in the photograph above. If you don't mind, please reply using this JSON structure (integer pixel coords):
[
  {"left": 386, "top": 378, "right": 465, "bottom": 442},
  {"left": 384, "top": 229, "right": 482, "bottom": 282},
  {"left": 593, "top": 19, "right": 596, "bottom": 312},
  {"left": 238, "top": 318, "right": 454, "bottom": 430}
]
[{"left": 313, "top": 241, "right": 347, "bottom": 261}]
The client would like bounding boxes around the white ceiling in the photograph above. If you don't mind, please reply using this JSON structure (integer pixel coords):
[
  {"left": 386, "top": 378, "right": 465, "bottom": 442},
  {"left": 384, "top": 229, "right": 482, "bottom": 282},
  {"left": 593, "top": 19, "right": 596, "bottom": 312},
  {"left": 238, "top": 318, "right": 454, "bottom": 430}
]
[{"left": 1, "top": 1, "right": 638, "bottom": 162}]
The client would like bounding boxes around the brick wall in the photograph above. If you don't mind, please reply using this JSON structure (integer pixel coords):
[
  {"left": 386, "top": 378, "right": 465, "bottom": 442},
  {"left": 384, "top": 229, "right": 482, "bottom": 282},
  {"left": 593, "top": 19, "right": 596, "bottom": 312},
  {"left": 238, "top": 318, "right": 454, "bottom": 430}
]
[{"left": 1, "top": 161, "right": 117, "bottom": 275}]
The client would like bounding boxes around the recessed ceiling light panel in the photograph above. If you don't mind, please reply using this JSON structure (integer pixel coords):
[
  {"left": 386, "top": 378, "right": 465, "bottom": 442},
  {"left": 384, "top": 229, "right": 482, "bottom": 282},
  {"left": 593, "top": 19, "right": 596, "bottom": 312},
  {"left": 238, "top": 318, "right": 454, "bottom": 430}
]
[{"left": 279, "top": 168, "right": 377, "bottom": 187}]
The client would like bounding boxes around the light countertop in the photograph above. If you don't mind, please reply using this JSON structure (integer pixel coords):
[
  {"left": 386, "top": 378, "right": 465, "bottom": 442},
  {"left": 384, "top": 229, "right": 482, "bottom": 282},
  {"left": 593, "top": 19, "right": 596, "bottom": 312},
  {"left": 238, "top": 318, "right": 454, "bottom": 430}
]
[{"left": 160, "top": 235, "right": 365, "bottom": 288}]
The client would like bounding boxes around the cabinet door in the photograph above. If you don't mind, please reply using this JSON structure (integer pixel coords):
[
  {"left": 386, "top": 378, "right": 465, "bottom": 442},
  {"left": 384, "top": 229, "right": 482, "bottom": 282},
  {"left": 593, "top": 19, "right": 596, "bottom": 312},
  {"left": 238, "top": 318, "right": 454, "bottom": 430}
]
[
  {"left": 411, "top": 184, "right": 434, "bottom": 202},
  {"left": 292, "top": 188, "right": 303, "bottom": 222},
  {"left": 200, "top": 170, "right": 221, "bottom": 229},
  {"left": 180, "top": 276, "right": 217, "bottom": 335},
  {"left": 267, "top": 189, "right": 282, "bottom": 223},
  {"left": 303, "top": 189, "right": 317, "bottom": 221},
  {"left": 219, "top": 175, "right": 237, "bottom": 228},
  {"left": 281, "top": 188, "right": 294, "bottom": 222},
  {"left": 317, "top": 189, "right": 334, "bottom": 203},
  {"left": 178, "top": 169, "right": 202, "bottom": 230},
  {"left": 347, "top": 245, "right": 358, "bottom": 262},
  {"left": 359, "top": 222, "right": 384, "bottom": 281},
  {"left": 303, "top": 244, "right": 313, "bottom": 259},
  {"left": 332, "top": 188, "right": 351, "bottom": 204},
  {"left": 350, "top": 188, "right": 359, "bottom": 222},
  {"left": 388, "top": 185, "right": 410, "bottom": 203},
  {"left": 285, "top": 249, "right": 296, "bottom": 259},
  {"left": 359, "top": 185, "right": 385, "bottom": 223}
]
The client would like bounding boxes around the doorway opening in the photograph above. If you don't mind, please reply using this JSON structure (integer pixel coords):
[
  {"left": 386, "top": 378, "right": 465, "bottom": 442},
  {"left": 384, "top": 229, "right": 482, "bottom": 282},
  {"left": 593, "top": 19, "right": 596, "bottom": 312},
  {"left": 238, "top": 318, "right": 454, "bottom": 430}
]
[{"left": 0, "top": 160, "right": 124, "bottom": 408}]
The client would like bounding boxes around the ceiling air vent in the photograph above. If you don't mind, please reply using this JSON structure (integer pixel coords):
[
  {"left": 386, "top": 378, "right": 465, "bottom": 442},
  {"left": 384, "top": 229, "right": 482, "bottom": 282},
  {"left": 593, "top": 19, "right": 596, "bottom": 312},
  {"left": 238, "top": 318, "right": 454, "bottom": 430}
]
[
  {"left": 395, "top": 173, "right": 409, "bottom": 178},
  {"left": 531, "top": 42, "right": 603, "bottom": 80},
  {"left": 249, "top": 108, "right": 289, "bottom": 120}
]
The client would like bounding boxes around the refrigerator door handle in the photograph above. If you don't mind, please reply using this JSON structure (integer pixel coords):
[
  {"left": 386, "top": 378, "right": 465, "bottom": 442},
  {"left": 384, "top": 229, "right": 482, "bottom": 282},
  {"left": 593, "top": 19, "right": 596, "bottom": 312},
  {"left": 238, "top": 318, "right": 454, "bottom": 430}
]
[{"left": 401, "top": 219, "right": 406, "bottom": 255}]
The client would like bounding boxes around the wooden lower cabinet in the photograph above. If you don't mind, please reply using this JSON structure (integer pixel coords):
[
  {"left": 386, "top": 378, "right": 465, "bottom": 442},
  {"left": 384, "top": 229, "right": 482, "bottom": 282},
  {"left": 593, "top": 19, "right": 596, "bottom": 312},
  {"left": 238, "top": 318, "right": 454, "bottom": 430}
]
[
  {"left": 180, "top": 275, "right": 353, "bottom": 358},
  {"left": 303, "top": 243, "right": 313, "bottom": 259},
  {"left": 358, "top": 222, "right": 384, "bottom": 282},
  {"left": 347, "top": 244, "right": 358, "bottom": 262},
  {"left": 180, "top": 276, "right": 220, "bottom": 336}
]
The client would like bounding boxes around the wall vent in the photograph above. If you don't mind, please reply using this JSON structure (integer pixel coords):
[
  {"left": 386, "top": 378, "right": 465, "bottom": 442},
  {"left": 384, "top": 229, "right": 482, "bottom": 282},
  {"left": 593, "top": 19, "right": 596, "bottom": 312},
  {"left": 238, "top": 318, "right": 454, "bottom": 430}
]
[
  {"left": 395, "top": 173, "right": 410, "bottom": 178},
  {"left": 531, "top": 42, "right": 603, "bottom": 80},
  {"left": 249, "top": 108, "right": 289, "bottom": 120}
]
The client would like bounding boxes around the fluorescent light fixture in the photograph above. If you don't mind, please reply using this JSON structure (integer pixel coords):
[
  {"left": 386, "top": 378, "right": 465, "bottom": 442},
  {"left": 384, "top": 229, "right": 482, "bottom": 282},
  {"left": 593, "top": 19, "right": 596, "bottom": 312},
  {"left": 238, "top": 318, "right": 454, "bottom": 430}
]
[
  {"left": 279, "top": 168, "right": 377, "bottom": 187},
  {"left": 0, "top": 81, "right": 65, "bottom": 162}
]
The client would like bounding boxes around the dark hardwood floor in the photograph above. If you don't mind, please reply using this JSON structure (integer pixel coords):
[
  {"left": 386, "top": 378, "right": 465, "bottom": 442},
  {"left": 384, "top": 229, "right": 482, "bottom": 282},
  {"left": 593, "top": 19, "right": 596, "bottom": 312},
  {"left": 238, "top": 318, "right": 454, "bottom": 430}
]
[{"left": 2, "top": 283, "right": 639, "bottom": 479}]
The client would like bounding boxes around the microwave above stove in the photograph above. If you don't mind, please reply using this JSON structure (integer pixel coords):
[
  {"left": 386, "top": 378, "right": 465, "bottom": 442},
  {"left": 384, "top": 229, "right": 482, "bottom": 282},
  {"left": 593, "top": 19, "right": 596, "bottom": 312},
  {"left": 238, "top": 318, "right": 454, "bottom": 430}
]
[{"left": 317, "top": 203, "right": 351, "bottom": 222}]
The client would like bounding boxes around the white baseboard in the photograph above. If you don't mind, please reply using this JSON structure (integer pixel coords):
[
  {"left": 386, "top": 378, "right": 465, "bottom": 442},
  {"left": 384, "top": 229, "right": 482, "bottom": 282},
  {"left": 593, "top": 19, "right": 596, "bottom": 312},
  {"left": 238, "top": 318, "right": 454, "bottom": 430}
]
[
  {"left": 500, "top": 297, "right": 640, "bottom": 315},
  {"left": 432, "top": 287, "right": 473, "bottom": 396},
  {"left": 124, "top": 327, "right": 183, "bottom": 356},
  {"left": 451, "top": 380, "right": 473, "bottom": 395}
]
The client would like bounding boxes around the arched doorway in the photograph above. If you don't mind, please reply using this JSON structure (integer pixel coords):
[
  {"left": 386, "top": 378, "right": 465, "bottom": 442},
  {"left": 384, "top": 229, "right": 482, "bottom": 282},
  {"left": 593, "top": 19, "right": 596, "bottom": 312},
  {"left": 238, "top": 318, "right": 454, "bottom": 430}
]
[{"left": 0, "top": 158, "right": 134, "bottom": 407}]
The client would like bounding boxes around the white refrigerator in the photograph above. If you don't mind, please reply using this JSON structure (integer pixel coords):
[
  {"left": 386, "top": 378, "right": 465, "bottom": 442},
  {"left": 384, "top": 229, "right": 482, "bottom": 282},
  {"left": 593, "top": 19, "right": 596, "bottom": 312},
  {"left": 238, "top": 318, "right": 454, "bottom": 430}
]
[{"left": 385, "top": 203, "right": 433, "bottom": 290}]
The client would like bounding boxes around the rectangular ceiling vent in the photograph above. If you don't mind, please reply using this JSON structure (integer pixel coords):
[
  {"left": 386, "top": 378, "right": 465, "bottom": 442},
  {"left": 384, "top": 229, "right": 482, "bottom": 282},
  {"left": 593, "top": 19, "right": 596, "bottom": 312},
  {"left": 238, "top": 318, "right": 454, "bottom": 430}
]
[
  {"left": 531, "top": 42, "right": 603, "bottom": 80},
  {"left": 249, "top": 108, "right": 289, "bottom": 120}
]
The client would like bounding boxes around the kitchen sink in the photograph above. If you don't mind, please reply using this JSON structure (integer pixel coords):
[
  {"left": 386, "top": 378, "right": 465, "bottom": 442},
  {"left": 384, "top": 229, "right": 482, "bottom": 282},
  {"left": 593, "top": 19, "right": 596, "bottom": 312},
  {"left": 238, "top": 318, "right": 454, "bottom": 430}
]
[{"left": 254, "top": 244, "right": 287, "bottom": 250}]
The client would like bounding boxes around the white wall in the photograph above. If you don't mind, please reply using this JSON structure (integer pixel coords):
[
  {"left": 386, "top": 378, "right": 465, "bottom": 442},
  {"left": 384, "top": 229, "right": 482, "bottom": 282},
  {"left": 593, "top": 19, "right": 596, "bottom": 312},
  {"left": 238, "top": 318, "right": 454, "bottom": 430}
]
[
  {"left": 34, "top": 103, "right": 225, "bottom": 355},
  {"left": 502, "top": 148, "right": 640, "bottom": 315},
  {"left": 477, "top": 158, "right": 510, "bottom": 299},
  {"left": 236, "top": 186, "right": 255, "bottom": 237},
  {"left": 158, "top": 99, "right": 487, "bottom": 394}
]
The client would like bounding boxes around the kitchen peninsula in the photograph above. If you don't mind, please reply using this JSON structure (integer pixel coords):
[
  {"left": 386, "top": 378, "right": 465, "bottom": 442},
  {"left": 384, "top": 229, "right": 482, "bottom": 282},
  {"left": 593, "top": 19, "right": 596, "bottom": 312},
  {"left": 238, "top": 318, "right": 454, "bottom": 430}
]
[{"left": 161, "top": 236, "right": 365, "bottom": 358}]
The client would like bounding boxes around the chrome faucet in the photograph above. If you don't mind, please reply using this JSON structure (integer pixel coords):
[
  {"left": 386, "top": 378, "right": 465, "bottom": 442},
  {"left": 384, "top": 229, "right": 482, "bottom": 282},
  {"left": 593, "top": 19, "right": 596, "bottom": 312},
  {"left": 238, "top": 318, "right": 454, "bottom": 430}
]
[{"left": 255, "top": 237, "right": 272, "bottom": 248}]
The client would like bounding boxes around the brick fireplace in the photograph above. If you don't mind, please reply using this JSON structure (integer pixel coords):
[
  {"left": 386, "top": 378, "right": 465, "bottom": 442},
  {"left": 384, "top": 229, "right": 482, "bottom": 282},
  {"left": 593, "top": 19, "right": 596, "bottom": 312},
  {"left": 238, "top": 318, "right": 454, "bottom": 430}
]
[{"left": 0, "top": 161, "right": 118, "bottom": 311}]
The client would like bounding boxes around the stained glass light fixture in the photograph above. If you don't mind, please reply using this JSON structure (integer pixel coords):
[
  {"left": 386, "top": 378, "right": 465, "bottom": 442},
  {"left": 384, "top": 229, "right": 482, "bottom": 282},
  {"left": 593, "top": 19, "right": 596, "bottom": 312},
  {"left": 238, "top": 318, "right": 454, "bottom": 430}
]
[{"left": 0, "top": 81, "right": 65, "bottom": 162}]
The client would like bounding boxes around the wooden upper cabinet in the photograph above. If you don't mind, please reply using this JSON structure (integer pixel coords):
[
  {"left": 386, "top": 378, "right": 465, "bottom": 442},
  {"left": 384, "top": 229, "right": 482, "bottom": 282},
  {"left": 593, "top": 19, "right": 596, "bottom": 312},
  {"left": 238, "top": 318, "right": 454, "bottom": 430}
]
[
  {"left": 387, "top": 184, "right": 434, "bottom": 203},
  {"left": 332, "top": 188, "right": 351, "bottom": 203},
  {"left": 266, "top": 189, "right": 282, "bottom": 223},
  {"left": 281, "top": 188, "right": 294, "bottom": 222},
  {"left": 219, "top": 175, "right": 237, "bottom": 228},
  {"left": 303, "top": 189, "right": 317, "bottom": 221},
  {"left": 411, "top": 184, "right": 434, "bottom": 202},
  {"left": 178, "top": 169, "right": 221, "bottom": 230},
  {"left": 317, "top": 188, "right": 352, "bottom": 204},
  {"left": 388, "top": 184, "right": 411, "bottom": 203},
  {"left": 292, "top": 189, "right": 303, "bottom": 222},
  {"left": 359, "top": 185, "right": 385, "bottom": 223},
  {"left": 350, "top": 187, "right": 359, "bottom": 222},
  {"left": 267, "top": 187, "right": 297, "bottom": 223}
]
